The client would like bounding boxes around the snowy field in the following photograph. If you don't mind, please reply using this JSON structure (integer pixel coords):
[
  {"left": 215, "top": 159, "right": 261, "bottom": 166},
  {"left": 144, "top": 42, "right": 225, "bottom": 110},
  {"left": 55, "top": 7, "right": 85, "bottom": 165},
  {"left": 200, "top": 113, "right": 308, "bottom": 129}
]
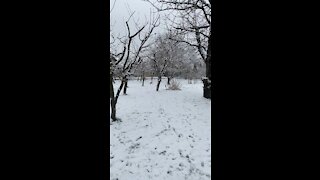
[{"left": 110, "top": 78, "right": 211, "bottom": 180}]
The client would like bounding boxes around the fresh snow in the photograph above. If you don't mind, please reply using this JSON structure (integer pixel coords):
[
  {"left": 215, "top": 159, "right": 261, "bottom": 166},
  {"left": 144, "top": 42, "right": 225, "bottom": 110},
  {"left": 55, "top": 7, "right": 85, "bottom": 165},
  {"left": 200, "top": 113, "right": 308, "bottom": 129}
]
[{"left": 110, "top": 78, "right": 211, "bottom": 180}]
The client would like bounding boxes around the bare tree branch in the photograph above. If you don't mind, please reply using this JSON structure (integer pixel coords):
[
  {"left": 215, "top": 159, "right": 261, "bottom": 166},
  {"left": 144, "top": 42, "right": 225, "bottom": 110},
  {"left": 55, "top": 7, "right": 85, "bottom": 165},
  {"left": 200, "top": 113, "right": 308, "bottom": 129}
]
[
  {"left": 144, "top": 0, "right": 211, "bottom": 61},
  {"left": 110, "top": 0, "right": 118, "bottom": 13}
]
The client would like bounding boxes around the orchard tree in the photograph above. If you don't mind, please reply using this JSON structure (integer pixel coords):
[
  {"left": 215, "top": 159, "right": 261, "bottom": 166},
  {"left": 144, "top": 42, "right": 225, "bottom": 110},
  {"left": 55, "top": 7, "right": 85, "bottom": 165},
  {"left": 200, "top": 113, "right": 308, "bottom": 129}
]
[
  {"left": 147, "top": 32, "right": 184, "bottom": 91},
  {"left": 144, "top": 0, "right": 213, "bottom": 98},
  {"left": 110, "top": 12, "right": 159, "bottom": 122},
  {"left": 179, "top": 45, "right": 204, "bottom": 83},
  {"left": 134, "top": 60, "right": 149, "bottom": 86}
]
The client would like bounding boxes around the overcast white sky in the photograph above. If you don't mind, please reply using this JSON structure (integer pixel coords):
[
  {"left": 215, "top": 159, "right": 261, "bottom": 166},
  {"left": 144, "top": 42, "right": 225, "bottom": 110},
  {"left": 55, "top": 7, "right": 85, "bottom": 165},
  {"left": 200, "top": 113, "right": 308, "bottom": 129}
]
[{"left": 110, "top": 0, "right": 167, "bottom": 37}]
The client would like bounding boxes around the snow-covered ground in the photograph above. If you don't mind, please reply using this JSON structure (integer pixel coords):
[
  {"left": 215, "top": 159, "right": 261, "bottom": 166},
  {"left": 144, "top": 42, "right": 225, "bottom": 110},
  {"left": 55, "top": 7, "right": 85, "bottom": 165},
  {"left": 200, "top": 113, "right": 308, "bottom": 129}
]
[{"left": 110, "top": 78, "right": 211, "bottom": 180}]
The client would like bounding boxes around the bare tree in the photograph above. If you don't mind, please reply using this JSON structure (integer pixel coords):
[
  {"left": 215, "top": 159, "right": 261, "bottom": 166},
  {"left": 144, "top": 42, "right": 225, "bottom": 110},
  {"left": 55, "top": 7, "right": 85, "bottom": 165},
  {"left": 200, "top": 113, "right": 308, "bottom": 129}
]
[
  {"left": 147, "top": 32, "right": 185, "bottom": 91},
  {"left": 110, "top": 12, "right": 160, "bottom": 122},
  {"left": 135, "top": 60, "right": 148, "bottom": 86},
  {"left": 144, "top": 0, "right": 212, "bottom": 98}
]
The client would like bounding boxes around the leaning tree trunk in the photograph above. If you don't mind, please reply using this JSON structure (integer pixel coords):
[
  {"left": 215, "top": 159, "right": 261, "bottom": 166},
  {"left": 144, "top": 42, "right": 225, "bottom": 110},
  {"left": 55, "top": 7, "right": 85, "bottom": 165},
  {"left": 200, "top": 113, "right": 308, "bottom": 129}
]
[
  {"left": 111, "top": 75, "right": 126, "bottom": 122},
  {"left": 110, "top": 73, "right": 117, "bottom": 121},
  {"left": 156, "top": 76, "right": 161, "bottom": 91},
  {"left": 203, "top": 32, "right": 212, "bottom": 99}
]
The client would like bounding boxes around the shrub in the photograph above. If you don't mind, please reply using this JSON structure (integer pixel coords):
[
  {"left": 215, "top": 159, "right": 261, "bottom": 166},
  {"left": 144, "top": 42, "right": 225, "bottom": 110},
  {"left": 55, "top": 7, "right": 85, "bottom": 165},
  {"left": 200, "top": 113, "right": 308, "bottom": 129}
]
[{"left": 167, "top": 79, "right": 182, "bottom": 90}]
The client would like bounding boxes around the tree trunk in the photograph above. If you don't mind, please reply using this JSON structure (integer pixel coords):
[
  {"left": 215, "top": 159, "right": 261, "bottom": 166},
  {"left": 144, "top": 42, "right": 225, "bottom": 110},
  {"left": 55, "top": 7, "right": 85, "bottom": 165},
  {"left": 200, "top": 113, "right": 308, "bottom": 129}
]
[
  {"left": 156, "top": 76, "right": 161, "bottom": 91},
  {"left": 110, "top": 73, "right": 113, "bottom": 98},
  {"left": 110, "top": 73, "right": 117, "bottom": 121},
  {"left": 123, "top": 78, "right": 128, "bottom": 95},
  {"left": 167, "top": 77, "right": 171, "bottom": 85},
  {"left": 111, "top": 98, "right": 116, "bottom": 121},
  {"left": 111, "top": 80, "right": 125, "bottom": 122},
  {"left": 203, "top": 32, "right": 212, "bottom": 99},
  {"left": 142, "top": 72, "right": 145, "bottom": 86}
]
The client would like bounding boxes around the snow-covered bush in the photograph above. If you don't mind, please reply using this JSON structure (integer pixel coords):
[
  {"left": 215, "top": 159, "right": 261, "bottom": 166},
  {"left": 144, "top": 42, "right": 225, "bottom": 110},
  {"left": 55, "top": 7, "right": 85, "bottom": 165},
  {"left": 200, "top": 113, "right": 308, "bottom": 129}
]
[{"left": 167, "top": 79, "right": 181, "bottom": 90}]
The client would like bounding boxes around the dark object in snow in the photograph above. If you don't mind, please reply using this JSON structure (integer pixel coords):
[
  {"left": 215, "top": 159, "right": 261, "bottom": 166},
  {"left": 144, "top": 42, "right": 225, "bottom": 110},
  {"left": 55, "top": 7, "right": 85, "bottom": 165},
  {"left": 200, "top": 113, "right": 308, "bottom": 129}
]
[
  {"left": 136, "top": 136, "right": 142, "bottom": 141},
  {"left": 159, "top": 150, "right": 166, "bottom": 155},
  {"left": 178, "top": 150, "right": 183, "bottom": 157},
  {"left": 129, "top": 143, "right": 140, "bottom": 150}
]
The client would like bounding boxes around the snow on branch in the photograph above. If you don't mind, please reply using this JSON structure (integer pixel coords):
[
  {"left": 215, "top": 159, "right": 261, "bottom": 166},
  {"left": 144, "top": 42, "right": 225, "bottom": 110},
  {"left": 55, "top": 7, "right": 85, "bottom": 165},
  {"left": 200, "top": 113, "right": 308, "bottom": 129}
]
[
  {"left": 144, "top": 0, "right": 211, "bottom": 62},
  {"left": 110, "top": 10, "right": 160, "bottom": 80}
]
